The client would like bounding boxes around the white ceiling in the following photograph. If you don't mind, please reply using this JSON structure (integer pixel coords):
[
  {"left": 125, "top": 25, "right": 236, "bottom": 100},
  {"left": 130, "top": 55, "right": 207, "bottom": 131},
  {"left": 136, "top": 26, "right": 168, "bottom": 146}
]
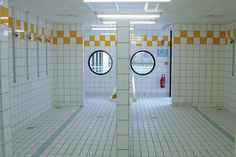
[{"left": 9, "top": 0, "right": 236, "bottom": 30}]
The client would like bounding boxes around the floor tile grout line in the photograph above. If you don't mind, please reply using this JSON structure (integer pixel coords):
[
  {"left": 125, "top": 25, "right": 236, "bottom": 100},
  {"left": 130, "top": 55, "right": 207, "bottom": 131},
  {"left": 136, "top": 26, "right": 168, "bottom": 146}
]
[
  {"left": 31, "top": 106, "right": 83, "bottom": 157},
  {"left": 200, "top": 108, "right": 236, "bottom": 134},
  {"left": 100, "top": 101, "right": 116, "bottom": 157},
  {"left": 142, "top": 97, "right": 159, "bottom": 157},
  {"left": 75, "top": 96, "right": 109, "bottom": 157},
  {"left": 13, "top": 108, "right": 76, "bottom": 156},
  {"left": 193, "top": 106, "right": 235, "bottom": 144},
  {"left": 86, "top": 97, "right": 113, "bottom": 156},
  {"left": 43, "top": 106, "right": 86, "bottom": 156},
  {"left": 53, "top": 97, "right": 103, "bottom": 156}
]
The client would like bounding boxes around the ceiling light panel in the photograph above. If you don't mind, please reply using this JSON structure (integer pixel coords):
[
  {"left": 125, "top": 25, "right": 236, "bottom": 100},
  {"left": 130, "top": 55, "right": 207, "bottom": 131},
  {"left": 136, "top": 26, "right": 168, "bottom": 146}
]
[
  {"left": 97, "top": 14, "right": 160, "bottom": 19},
  {"left": 103, "top": 21, "right": 156, "bottom": 24},
  {"left": 84, "top": 0, "right": 171, "bottom": 2}
]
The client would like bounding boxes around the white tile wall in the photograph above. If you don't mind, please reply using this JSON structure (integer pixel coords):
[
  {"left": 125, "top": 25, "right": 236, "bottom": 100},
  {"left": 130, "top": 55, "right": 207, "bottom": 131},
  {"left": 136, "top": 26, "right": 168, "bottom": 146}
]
[
  {"left": 172, "top": 24, "right": 224, "bottom": 107},
  {"left": 53, "top": 24, "right": 84, "bottom": 106},
  {"left": 131, "top": 30, "right": 170, "bottom": 96},
  {"left": 223, "top": 22, "right": 236, "bottom": 114},
  {"left": 0, "top": 2, "right": 13, "bottom": 157},
  {"left": 84, "top": 30, "right": 170, "bottom": 97},
  {"left": 8, "top": 8, "right": 53, "bottom": 133},
  {"left": 84, "top": 31, "right": 116, "bottom": 96}
]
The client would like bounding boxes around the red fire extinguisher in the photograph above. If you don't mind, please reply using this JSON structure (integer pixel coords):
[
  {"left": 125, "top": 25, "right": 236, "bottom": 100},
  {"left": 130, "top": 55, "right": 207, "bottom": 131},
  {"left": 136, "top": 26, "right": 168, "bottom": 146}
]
[{"left": 160, "top": 74, "right": 165, "bottom": 88}]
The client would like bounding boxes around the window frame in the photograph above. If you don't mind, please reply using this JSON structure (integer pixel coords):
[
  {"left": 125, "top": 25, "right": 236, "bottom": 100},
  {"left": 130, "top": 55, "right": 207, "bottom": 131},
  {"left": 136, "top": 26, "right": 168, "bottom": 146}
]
[
  {"left": 88, "top": 50, "right": 113, "bottom": 75},
  {"left": 130, "top": 50, "right": 156, "bottom": 76}
]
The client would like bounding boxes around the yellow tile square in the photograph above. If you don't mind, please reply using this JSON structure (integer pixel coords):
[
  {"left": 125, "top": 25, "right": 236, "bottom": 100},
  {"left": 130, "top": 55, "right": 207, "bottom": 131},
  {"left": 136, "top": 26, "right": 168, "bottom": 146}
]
[
  {"left": 213, "top": 38, "right": 219, "bottom": 45},
  {"left": 30, "top": 24, "right": 34, "bottom": 33},
  {"left": 70, "top": 31, "right": 77, "bottom": 37},
  {"left": 163, "top": 35, "right": 168, "bottom": 41},
  {"left": 89, "top": 35, "right": 95, "bottom": 41},
  {"left": 57, "top": 31, "right": 64, "bottom": 38},
  {"left": 53, "top": 37, "right": 58, "bottom": 44},
  {"left": 187, "top": 37, "right": 193, "bottom": 44},
  {"left": 0, "top": 6, "right": 8, "bottom": 17},
  {"left": 174, "top": 37, "right": 180, "bottom": 44},
  {"left": 220, "top": 31, "right": 226, "bottom": 38},
  {"left": 42, "top": 27, "right": 45, "bottom": 35},
  {"left": 180, "top": 30, "right": 187, "bottom": 37},
  {"left": 8, "top": 17, "right": 13, "bottom": 28},
  {"left": 63, "top": 37, "right": 70, "bottom": 44},
  {"left": 76, "top": 37, "right": 83, "bottom": 44},
  {"left": 20, "top": 32, "right": 25, "bottom": 40},
  {"left": 136, "top": 41, "right": 142, "bottom": 46},
  {"left": 105, "top": 41, "right": 110, "bottom": 46},
  {"left": 206, "top": 31, "right": 213, "bottom": 38},
  {"left": 24, "top": 21, "right": 28, "bottom": 31},
  {"left": 158, "top": 41, "right": 162, "bottom": 46},
  {"left": 110, "top": 35, "right": 116, "bottom": 41},
  {"left": 194, "top": 31, "right": 200, "bottom": 37},
  {"left": 200, "top": 37, "right": 207, "bottom": 45},
  {"left": 100, "top": 35, "right": 105, "bottom": 41},
  {"left": 16, "top": 19, "right": 21, "bottom": 29},
  {"left": 147, "top": 41, "right": 152, "bottom": 46},
  {"left": 142, "top": 35, "right": 147, "bottom": 41},
  {"left": 95, "top": 41, "right": 100, "bottom": 46},
  {"left": 0, "top": 19, "right": 8, "bottom": 25},
  {"left": 152, "top": 35, "right": 157, "bottom": 41},
  {"left": 0, "top": 7, "right": 9, "bottom": 26},
  {"left": 34, "top": 33, "right": 37, "bottom": 41},
  {"left": 84, "top": 41, "right": 90, "bottom": 46}
]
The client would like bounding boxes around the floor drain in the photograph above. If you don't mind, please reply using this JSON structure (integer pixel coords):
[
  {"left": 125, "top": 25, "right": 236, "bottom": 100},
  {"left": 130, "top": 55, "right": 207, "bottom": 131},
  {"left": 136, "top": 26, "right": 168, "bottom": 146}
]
[
  {"left": 96, "top": 115, "right": 105, "bottom": 119},
  {"left": 56, "top": 106, "right": 61, "bottom": 109},
  {"left": 26, "top": 127, "right": 35, "bottom": 130},
  {"left": 151, "top": 115, "right": 158, "bottom": 119}
]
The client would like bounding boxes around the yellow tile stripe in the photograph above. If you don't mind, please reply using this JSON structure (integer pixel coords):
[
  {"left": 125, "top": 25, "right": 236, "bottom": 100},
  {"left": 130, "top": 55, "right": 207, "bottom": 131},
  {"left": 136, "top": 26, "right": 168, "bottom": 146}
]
[
  {"left": 0, "top": 6, "right": 9, "bottom": 25},
  {"left": 0, "top": 6, "right": 54, "bottom": 44},
  {"left": 54, "top": 30, "right": 83, "bottom": 45},
  {"left": 130, "top": 35, "right": 170, "bottom": 47},
  {"left": 174, "top": 30, "right": 227, "bottom": 45}
]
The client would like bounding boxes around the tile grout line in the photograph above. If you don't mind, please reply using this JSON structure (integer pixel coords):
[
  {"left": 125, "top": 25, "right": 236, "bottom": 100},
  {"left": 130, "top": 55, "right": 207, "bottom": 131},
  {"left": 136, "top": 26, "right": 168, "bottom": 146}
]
[
  {"left": 31, "top": 106, "right": 83, "bottom": 157},
  {"left": 193, "top": 106, "right": 235, "bottom": 144}
]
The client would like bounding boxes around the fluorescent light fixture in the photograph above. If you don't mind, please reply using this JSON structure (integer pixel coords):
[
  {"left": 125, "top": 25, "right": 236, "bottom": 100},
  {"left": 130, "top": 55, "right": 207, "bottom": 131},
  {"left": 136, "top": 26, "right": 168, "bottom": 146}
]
[
  {"left": 103, "top": 21, "right": 156, "bottom": 25},
  {"left": 91, "top": 27, "right": 116, "bottom": 31},
  {"left": 131, "top": 21, "right": 156, "bottom": 24},
  {"left": 84, "top": 0, "right": 171, "bottom": 2},
  {"left": 98, "top": 14, "right": 160, "bottom": 20},
  {"left": 91, "top": 27, "right": 134, "bottom": 31},
  {"left": 92, "top": 24, "right": 115, "bottom": 27},
  {"left": 102, "top": 21, "right": 117, "bottom": 25}
]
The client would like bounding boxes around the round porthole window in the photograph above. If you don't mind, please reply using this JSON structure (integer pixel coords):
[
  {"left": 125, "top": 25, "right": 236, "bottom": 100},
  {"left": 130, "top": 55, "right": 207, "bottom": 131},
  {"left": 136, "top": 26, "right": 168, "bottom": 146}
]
[
  {"left": 88, "top": 50, "right": 113, "bottom": 75},
  {"left": 130, "top": 50, "right": 155, "bottom": 75}
]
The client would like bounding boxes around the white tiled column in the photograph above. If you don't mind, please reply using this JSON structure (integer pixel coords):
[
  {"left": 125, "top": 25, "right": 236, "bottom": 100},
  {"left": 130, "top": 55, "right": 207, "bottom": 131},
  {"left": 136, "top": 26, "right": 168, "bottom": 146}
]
[
  {"left": 0, "top": 3, "right": 13, "bottom": 157},
  {"left": 116, "top": 20, "right": 130, "bottom": 157}
]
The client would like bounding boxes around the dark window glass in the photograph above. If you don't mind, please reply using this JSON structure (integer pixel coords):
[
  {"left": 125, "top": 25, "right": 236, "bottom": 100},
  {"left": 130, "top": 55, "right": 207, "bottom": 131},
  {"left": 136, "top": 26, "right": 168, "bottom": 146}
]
[{"left": 88, "top": 50, "right": 113, "bottom": 75}]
